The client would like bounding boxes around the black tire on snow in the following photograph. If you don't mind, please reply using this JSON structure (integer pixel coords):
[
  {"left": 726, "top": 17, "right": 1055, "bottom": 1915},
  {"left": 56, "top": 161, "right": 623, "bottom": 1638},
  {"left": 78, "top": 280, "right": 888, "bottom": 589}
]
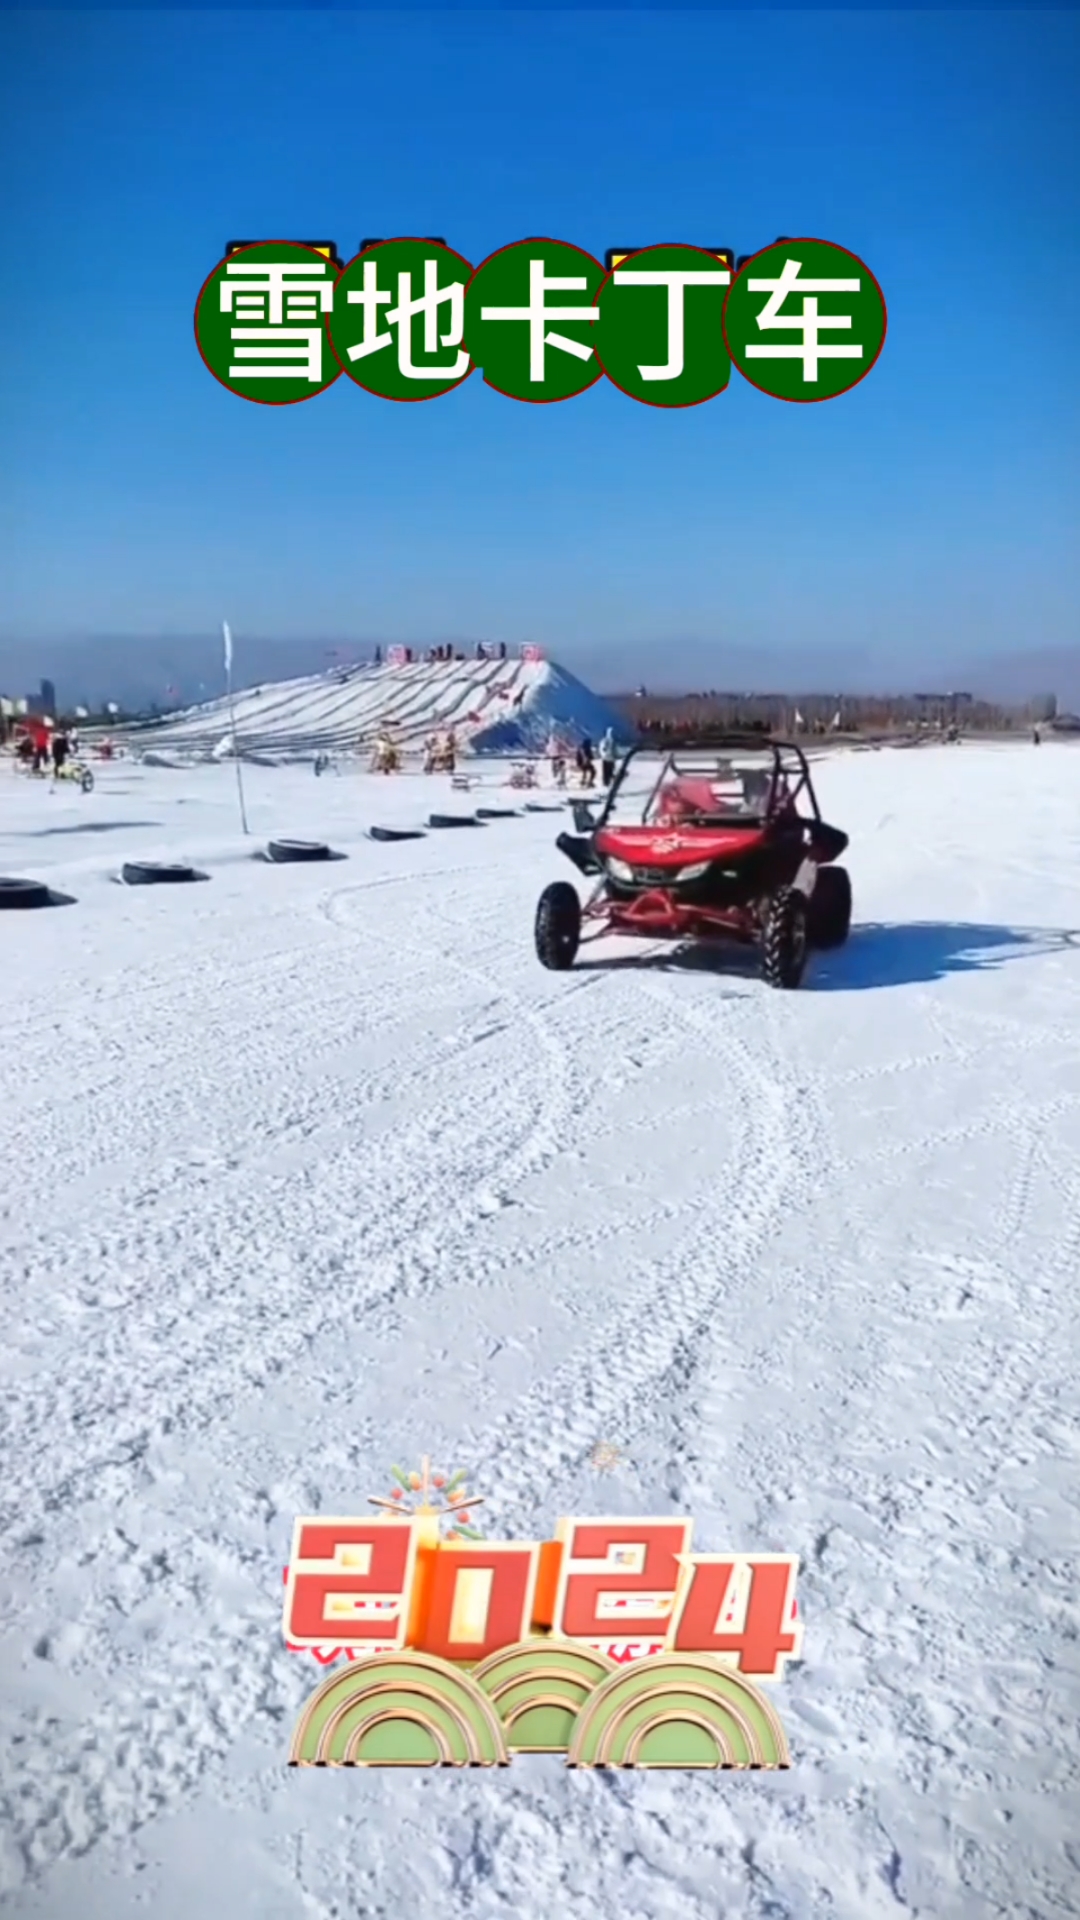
[
  {"left": 809, "top": 865, "right": 852, "bottom": 949},
  {"left": 429, "top": 813, "right": 482, "bottom": 829},
  {"left": 535, "top": 881, "right": 581, "bottom": 970},
  {"left": 524, "top": 803, "right": 564, "bottom": 813},
  {"left": 267, "top": 839, "right": 332, "bottom": 863},
  {"left": 761, "top": 887, "right": 809, "bottom": 989},
  {"left": 121, "top": 861, "right": 198, "bottom": 886},
  {"left": 476, "top": 807, "right": 518, "bottom": 820},
  {"left": 368, "top": 825, "right": 426, "bottom": 843},
  {"left": 0, "top": 876, "right": 52, "bottom": 910}
]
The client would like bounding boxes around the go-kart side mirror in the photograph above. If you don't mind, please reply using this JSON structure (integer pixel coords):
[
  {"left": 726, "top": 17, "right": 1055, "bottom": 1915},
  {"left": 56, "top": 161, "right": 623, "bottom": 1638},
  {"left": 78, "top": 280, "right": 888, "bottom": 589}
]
[{"left": 571, "top": 800, "right": 599, "bottom": 833}]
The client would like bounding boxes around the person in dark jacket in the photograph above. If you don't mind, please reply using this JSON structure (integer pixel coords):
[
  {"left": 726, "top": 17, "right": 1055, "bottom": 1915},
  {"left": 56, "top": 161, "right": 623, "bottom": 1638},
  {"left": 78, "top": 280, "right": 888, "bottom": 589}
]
[{"left": 51, "top": 730, "right": 69, "bottom": 774}]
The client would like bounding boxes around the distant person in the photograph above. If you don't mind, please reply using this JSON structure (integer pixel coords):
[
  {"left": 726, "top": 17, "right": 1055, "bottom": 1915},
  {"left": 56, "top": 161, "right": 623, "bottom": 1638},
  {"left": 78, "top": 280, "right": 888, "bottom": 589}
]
[
  {"left": 374, "top": 645, "right": 382, "bottom": 665},
  {"left": 599, "top": 727, "right": 617, "bottom": 786},
  {"left": 499, "top": 641, "right": 507, "bottom": 660},
  {"left": 51, "top": 730, "right": 69, "bottom": 774},
  {"left": 1033, "top": 726, "right": 1041, "bottom": 746}
]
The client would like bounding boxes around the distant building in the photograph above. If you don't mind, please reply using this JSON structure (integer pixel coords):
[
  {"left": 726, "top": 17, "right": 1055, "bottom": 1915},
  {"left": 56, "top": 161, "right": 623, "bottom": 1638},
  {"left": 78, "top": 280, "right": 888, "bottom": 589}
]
[{"left": 39, "top": 678, "right": 56, "bottom": 716}]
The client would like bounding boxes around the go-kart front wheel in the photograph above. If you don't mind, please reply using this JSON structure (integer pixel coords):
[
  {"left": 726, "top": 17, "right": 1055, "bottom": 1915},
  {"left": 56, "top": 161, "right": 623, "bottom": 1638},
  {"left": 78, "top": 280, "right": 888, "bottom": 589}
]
[
  {"left": 535, "top": 881, "right": 581, "bottom": 970},
  {"left": 761, "top": 886, "right": 808, "bottom": 989},
  {"left": 809, "top": 864, "right": 851, "bottom": 949}
]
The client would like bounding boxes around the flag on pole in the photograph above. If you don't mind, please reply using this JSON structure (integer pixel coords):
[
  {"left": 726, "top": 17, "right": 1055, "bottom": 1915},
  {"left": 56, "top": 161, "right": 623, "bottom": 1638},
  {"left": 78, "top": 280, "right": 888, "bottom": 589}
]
[{"left": 220, "top": 619, "right": 249, "bottom": 835}]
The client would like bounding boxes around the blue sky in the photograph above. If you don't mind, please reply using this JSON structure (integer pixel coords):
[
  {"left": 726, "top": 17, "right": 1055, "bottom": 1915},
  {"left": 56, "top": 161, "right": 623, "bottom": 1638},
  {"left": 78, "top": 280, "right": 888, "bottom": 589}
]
[{"left": 2, "top": 8, "right": 1078, "bottom": 686}]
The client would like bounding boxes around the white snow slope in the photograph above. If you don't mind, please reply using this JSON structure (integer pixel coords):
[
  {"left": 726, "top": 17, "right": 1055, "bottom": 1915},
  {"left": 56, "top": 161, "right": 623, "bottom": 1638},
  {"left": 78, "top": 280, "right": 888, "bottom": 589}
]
[
  {"left": 112, "top": 654, "right": 631, "bottom": 759},
  {"left": 0, "top": 743, "right": 1078, "bottom": 1920}
]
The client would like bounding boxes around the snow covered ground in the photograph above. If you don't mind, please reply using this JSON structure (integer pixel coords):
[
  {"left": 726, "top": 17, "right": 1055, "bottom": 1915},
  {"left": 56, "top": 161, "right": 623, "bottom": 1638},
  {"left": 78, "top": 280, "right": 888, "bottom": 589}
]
[{"left": 1, "top": 743, "right": 1078, "bottom": 1920}]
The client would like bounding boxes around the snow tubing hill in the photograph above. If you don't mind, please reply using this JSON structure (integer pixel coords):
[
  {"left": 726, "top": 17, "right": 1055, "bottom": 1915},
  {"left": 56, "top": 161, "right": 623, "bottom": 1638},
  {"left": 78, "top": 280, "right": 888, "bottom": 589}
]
[{"left": 110, "top": 654, "right": 631, "bottom": 762}]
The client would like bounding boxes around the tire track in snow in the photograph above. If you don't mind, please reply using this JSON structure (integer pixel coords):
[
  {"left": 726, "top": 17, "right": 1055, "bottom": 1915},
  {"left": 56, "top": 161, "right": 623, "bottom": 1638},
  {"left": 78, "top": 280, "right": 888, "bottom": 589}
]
[
  {"left": 457, "top": 978, "right": 818, "bottom": 1532},
  {"left": 3, "top": 860, "right": 503, "bottom": 1227},
  {"left": 0, "top": 861, "right": 615, "bottom": 1893},
  {"left": 0, "top": 1007, "right": 563, "bottom": 1547},
  {"left": 0, "top": 864, "right": 790, "bottom": 1891}
]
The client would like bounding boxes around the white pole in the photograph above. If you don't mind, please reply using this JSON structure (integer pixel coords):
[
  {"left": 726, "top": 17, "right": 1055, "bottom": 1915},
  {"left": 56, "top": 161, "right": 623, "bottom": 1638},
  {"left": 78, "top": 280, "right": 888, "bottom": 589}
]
[{"left": 222, "top": 621, "right": 250, "bottom": 835}]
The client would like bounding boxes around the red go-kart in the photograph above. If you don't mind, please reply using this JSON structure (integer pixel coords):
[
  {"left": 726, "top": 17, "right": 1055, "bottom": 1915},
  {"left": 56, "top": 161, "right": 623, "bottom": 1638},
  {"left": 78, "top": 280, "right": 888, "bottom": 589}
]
[{"left": 534, "top": 737, "right": 852, "bottom": 988}]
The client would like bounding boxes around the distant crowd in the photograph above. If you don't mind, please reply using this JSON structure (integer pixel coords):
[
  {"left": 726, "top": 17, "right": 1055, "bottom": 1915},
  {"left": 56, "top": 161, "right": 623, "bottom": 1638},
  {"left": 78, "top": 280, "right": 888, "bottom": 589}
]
[
  {"left": 11, "top": 721, "right": 80, "bottom": 774},
  {"left": 360, "top": 722, "right": 620, "bottom": 786},
  {"left": 370, "top": 642, "right": 510, "bottom": 666}
]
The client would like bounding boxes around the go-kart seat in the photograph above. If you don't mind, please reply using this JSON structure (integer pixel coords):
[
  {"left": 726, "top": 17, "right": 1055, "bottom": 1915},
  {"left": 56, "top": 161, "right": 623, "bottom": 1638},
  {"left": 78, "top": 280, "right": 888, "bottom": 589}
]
[{"left": 656, "top": 776, "right": 723, "bottom": 823}]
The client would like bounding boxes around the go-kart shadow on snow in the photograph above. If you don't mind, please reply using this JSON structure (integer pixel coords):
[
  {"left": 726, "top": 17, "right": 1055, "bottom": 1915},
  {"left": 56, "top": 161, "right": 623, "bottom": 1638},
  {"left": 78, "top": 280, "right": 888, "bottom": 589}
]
[
  {"left": 810, "top": 919, "right": 1080, "bottom": 990},
  {"left": 572, "top": 920, "right": 1080, "bottom": 990}
]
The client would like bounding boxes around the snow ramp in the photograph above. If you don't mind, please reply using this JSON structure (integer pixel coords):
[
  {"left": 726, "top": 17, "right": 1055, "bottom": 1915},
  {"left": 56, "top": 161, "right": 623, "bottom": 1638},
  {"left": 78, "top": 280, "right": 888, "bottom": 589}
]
[{"left": 110, "top": 656, "right": 633, "bottom": 761}]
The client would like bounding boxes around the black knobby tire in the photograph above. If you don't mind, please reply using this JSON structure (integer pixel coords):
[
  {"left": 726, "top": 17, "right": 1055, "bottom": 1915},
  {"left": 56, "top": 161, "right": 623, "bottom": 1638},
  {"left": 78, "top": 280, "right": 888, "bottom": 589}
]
[
  {"left": 761, "top": 887, "right": 809, "bottom": 989},
  {"left": 0, "top": 876, "right": 52, "bottom": 910},
  {"left": 476, "top": 807, "right": 518, "bottom": 820},
  {"left": 429, "top": 813, "right": 482, "bottom": 830},
  {"left": 810, "top": 865, "right": 852, "bottom": 950},
  {"left": 267, "top": 839, "right": 331, "bottom": 864},
  {"left": 535, "top": 881, "right": 581, "bottom": 971},
  {"left": 121, "top": 861, "right": 198, "bottom": 886},
  {"left": 368, "top": 825, "right": 426, "bottom": 843}
]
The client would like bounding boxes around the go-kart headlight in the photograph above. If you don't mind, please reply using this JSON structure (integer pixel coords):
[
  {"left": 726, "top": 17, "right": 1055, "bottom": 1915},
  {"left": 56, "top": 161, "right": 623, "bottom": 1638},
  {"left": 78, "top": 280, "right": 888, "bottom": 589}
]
[
  {"left": 605, "top": 856, "right": 635, "bottom": 882},
  {"left": 675, "top": 860, "right": 712, "bottom": 882}
]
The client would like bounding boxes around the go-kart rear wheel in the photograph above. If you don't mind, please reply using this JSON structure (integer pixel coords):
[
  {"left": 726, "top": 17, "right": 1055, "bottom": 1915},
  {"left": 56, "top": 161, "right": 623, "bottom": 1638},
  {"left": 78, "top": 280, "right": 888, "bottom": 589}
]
[
  {"left": 762, "top": 886, "right": 808, "bottom": 989},
  {"left": 535, "top": 881, "right": 581, "bottom": 970},
  {"left": 809, "top": 865, "right": 851, "bottom": 949}
]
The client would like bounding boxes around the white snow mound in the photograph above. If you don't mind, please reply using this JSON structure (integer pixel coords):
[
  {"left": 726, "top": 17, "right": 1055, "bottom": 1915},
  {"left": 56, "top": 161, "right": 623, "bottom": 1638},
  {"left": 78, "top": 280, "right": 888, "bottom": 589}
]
[{"left": 110, "top": 655, "right": 632, "bottom": 760}]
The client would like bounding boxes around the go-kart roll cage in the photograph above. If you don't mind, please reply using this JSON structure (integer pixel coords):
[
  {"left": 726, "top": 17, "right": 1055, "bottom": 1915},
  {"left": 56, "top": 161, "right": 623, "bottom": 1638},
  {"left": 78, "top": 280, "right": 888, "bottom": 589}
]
[{"left": 590, "top": 736, "right": 822, "bottom": 833}]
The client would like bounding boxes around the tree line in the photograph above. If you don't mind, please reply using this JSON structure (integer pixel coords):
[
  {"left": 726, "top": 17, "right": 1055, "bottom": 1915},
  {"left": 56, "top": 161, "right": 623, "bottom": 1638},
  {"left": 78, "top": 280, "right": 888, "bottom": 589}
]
[{"left": 609, "top": 689, "right": 1062, "bottom": 738}]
